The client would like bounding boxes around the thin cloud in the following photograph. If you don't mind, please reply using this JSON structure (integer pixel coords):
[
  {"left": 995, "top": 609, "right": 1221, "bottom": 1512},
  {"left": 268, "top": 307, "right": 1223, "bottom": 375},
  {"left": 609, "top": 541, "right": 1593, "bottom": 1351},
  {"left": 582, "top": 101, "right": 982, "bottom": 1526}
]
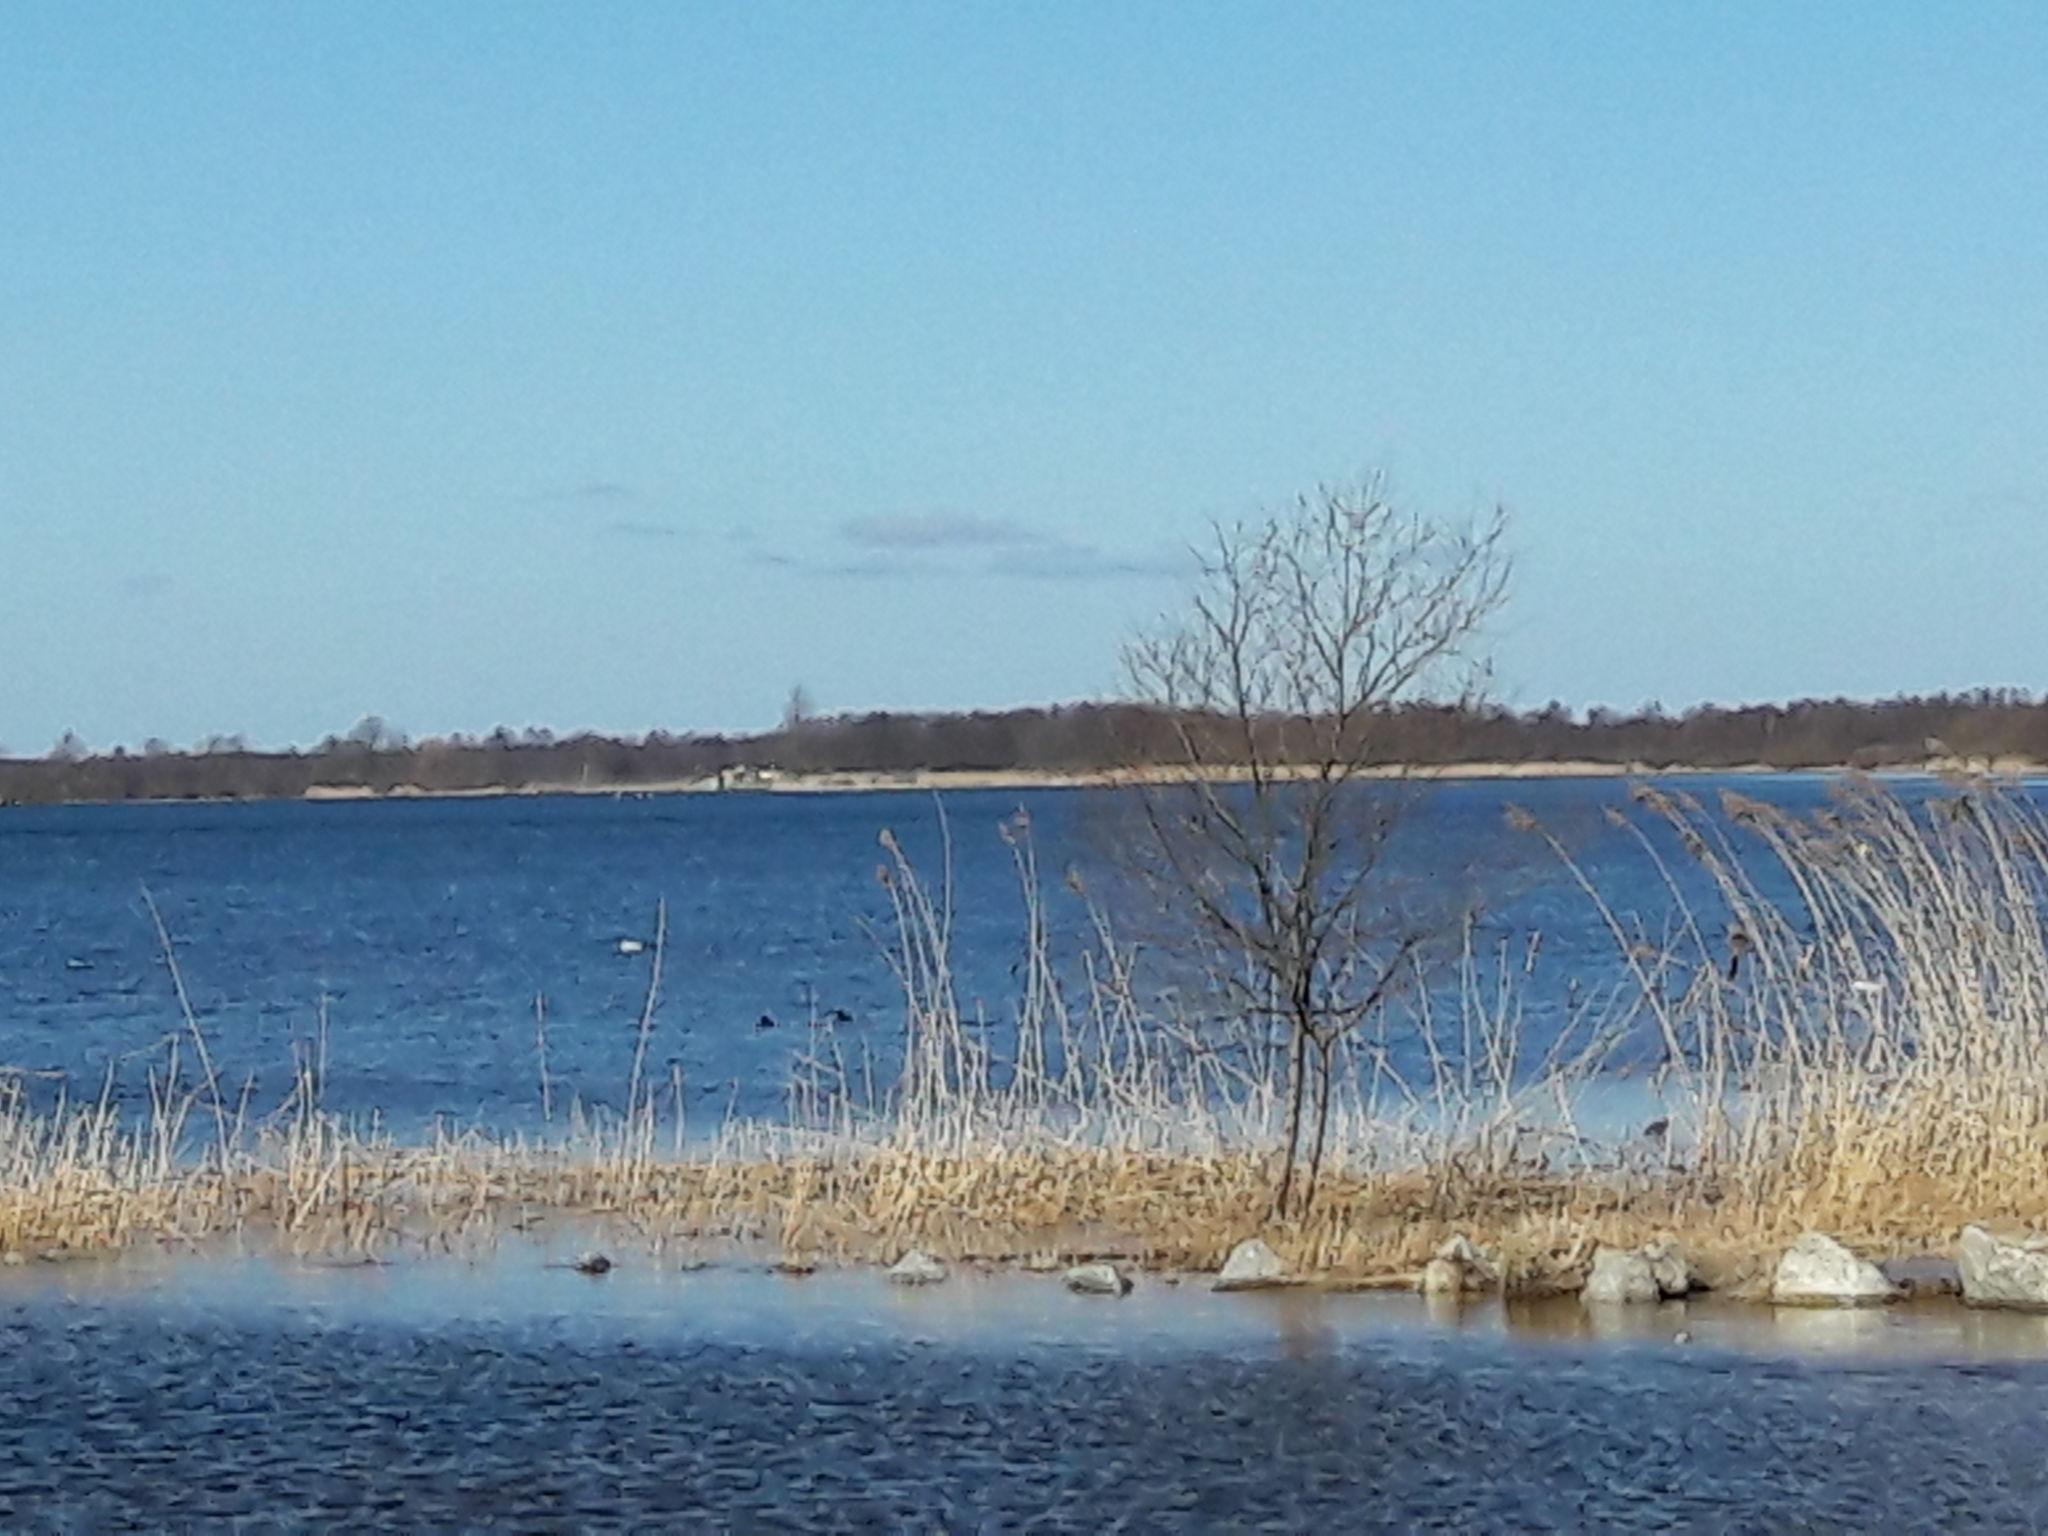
[
  {"left": 604, "top": 518, "right": 689, "bottom": 541},
  {"left": 984, "top": 542, "right": 1190, "bottom": 581},
  {"left": 840, "top": 511, "right": 1044, "bottom": 551}
]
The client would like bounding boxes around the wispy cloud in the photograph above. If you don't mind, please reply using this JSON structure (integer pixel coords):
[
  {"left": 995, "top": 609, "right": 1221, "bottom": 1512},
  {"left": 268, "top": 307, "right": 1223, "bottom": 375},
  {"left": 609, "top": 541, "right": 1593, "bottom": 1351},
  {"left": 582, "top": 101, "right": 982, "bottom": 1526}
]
[
  {"left": 840, "top": 511, "right": 1045, "bottom": 551},
  {"left": 750, "top": 522, "right": 1188, "bottom": 584},
  {"left": 982, "top": 542, "right": 1190, "bottom": 581},
  {"left": 604, "top": 518, "right": 689, "bottom": 541}
]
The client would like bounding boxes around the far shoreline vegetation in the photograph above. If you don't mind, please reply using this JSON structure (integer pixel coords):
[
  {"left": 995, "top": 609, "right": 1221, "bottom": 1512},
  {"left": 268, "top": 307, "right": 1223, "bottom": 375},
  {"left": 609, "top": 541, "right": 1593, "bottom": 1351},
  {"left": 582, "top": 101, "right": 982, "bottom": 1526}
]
[{"left": 6, "top": 688, "right": 2048, "bottom": 807}]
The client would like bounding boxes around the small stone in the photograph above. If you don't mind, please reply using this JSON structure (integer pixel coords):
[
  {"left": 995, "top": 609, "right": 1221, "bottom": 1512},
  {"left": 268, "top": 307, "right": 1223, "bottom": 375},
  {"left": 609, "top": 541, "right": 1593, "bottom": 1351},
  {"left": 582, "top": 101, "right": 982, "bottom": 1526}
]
[
  {"left": 1064, "top": 1261, "right": 1134, "bottom": 1297},
  {"left": 1213, "top": 1238, "right": 1287, "bottom": 1292},
  {"left": 1674, "top": 1329, "right": 1693, "bottom": 1346},
  {"left": 1772, "top": 1233, "right": 1898, "bottom": 1307},
  {"left": 1958, "top": 1225, "right": 2048, "bottom": 1310},
  {"left": 571, "top": 1251, "right": 612, "bottom": 1276},
  {"left": 1582, "top": 1247, "right": 1662, "bottom": 1306},
  {"left": 886, "top": 1250, "right": 948, "bottom": 1286}
]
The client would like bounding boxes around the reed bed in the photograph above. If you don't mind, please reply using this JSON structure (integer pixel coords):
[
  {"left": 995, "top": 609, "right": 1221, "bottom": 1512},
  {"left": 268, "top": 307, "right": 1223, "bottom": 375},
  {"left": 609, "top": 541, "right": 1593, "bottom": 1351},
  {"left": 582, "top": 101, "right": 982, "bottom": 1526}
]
[{"left": 4, "top": 777, "right": 2046, "bottom": 1294}]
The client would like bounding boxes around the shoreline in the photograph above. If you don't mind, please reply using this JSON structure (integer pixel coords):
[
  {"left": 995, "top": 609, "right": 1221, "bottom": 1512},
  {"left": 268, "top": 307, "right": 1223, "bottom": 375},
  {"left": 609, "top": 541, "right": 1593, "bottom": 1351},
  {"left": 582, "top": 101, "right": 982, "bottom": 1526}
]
[{"left": 8, "top": 755, "right": 2041, "bottom": 810}]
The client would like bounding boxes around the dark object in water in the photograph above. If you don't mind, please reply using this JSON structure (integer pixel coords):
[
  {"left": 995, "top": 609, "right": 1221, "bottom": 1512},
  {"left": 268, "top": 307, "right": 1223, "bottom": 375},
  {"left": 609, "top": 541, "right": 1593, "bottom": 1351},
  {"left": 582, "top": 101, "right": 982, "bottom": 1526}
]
[
  {"left": 756, "top": 1013, "right": 777, "bottom": 1031},
  {"left": 572, "top": 1252, "right": 612, "bottom": 1276}
]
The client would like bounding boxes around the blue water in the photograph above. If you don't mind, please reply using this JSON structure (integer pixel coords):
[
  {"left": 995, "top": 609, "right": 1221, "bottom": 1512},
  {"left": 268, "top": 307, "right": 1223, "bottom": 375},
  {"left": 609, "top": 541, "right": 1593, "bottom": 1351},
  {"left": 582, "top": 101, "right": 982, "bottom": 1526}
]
[
  {"left": 6, "top": 1253, "right": 2048, "bottom": 1529},
  {"left": 0, "top": 775, "right": 1952, "bottom": 1138}
]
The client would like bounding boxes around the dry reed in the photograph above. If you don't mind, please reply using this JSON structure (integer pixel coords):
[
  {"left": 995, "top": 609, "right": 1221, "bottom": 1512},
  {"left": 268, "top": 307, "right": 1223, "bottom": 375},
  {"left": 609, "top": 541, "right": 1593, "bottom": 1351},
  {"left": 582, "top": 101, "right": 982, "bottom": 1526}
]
[{"left": 4, "top": 778, "right": 2043, "bottom": 1294}]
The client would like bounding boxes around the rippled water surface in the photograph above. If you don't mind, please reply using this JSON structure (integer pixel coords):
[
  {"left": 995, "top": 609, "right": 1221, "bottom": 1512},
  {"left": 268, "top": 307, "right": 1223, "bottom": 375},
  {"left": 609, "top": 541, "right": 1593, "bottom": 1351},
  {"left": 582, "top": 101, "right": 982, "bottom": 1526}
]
[
  {"left": 8, "top": 1256, "right": 2048, "bottom": 1531},
  {"left": 1, "top": 774, "right": 1964, "bottom": 1136}
]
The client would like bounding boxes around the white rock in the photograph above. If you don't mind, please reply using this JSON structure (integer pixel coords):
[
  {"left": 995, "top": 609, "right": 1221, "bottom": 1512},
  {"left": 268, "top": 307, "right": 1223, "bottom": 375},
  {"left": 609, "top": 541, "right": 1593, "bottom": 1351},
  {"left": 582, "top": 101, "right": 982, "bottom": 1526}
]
[
  {"left": 1420, "top": 1234, "right": 1499, "bottom": 1298},
  {"left": 1419, "top": 1257, "right": 1469, "bottom": 1297},
  {"left": 1213, "top": 1238, "right": 1287, "bottom": 1291},
  {"left": 1958, "top": 1225, "right": 2048, "bottom": 1310},
  {"left": 885, "top": 1250, "right": 948, "bottom": 1286},
  {"left": 1771, "top": 1233, "right": 1898, "bottom": 1306},
  {"left": 1643, "top": 1239, "right": 1696, "bottom": 1298},
  {"left": 1064, "top": 1261, "right": 1134, "bottom": 1297},
  {"left": 1582, "top": 1247, "right": 1662, "bottom": 1306}
]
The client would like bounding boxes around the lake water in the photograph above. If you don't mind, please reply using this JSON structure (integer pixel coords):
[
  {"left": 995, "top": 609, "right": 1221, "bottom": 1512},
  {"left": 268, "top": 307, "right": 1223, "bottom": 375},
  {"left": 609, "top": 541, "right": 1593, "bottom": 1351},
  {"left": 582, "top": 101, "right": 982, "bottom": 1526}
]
[
  {"left": 5, "top": 1252, "right": 2048, "bottom": 1530},
  {"left": 0, "top": 774, "right": 1977, "bottom": 1138},
  {"left": 11, "top": 780, "right": 2048, "bottom": 1530}
]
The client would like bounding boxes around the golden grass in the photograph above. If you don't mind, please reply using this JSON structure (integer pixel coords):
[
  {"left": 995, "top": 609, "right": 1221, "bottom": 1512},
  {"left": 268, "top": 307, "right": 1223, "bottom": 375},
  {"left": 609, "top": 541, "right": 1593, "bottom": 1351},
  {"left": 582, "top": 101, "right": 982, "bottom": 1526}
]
[{"left": 6, "top": 776, "right": 2048, "bottom": 1298}]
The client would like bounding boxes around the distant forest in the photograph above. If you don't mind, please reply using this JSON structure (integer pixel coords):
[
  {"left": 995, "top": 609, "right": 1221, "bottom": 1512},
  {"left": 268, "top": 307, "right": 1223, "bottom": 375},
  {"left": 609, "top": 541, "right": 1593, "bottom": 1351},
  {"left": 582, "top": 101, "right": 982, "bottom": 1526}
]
[{"left": 2, "top": 691, "right": 2044, "bottom": 805}]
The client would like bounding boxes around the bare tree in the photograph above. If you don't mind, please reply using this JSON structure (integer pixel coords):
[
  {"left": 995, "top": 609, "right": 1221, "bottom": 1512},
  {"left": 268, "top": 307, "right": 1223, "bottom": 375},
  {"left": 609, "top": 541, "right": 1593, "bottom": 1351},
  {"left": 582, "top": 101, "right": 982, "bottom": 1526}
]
[
  {"left": 781, "top": 683, "right": 816, "bottom": 733},
  {"left": 1120, "top": 477, "right": 1511, "bottom": 1217}
]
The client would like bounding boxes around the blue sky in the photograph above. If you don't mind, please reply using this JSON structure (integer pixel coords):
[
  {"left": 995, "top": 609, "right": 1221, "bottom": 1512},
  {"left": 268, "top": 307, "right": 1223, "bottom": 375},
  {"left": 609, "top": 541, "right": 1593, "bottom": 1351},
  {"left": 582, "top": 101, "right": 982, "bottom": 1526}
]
[{"left": 4, "top": 4, "right": 2045, "bottom": 751}]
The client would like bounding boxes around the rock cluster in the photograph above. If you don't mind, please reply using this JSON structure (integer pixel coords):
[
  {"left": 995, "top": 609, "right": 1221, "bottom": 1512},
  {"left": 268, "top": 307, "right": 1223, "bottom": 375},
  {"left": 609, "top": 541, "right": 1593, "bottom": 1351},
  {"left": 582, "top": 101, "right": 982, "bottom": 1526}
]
[{"left": 1581, "top": 1240, "right": 1695, "bottom": 1306}]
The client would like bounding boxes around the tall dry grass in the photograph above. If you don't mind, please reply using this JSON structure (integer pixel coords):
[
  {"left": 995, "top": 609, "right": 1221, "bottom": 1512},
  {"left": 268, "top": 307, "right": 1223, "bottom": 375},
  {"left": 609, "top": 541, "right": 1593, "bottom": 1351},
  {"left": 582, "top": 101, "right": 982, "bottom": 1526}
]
[
  {"left": 1520, "top": 776, "right": 2048, "bottom": 1247},
  {"left": 6, "top": 776, "right": 2046, "bottom": 1288}
]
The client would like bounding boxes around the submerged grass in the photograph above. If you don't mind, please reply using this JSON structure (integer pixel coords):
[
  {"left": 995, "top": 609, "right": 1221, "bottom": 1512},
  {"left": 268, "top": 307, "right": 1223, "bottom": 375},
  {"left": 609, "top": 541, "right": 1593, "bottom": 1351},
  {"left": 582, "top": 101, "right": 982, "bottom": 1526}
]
[{"left": 5, "top": 776, "right": 2048, "bottom": 1295}]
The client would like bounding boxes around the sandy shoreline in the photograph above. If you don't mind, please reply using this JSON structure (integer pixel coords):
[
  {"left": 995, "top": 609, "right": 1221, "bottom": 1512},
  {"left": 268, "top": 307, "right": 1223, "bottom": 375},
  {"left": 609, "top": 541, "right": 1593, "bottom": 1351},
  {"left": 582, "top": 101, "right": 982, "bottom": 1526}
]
[
  {"left": 287, "top": 755, "right": 2043, "bottom": 804},
  {"left": 4, "top": 757, "right": 2036, "bottom": 810}
]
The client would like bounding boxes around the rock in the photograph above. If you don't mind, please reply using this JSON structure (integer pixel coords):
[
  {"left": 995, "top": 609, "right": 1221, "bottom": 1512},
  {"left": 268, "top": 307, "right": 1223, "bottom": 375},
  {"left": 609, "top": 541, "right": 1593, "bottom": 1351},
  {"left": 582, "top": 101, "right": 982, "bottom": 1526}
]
[
  {"left": 1958, "top": 1225, "right": 2048, "bottom": 1310},
  {"left": 1419, "top": 1257, "right": 1468, "bottom": 1297},
  {"left": 886, "top": 1250, "right": 948, "bottom": 1286},
  {"left": 1673, "top": 1329, "right": 1693, "bottom": 1346},
  {"left": 1582, "top": 1247, "right": 1662, "bottom": 1306},
  {"left": 1064, "top": 1261, "right": 1134, "bottom": 1297},
  {"left": 0, "top": 1252, "right": 21, "bottom": 1268},
  {"left": 571, "top": 1251, "right": 612, "bottom": 1276},
  {"left": 1421, "top": 1234, "right": 1499, "bottom": 1298},
  {"left": 1213, "top": 1238, "right": 1287, "bottom": 1292},
  {"left": 1771, "top": 1233, "right": 1898, "bottom": 1307},
  {"left": 1643, "top": 1239, "right": 1697, "bottom": 1298}
]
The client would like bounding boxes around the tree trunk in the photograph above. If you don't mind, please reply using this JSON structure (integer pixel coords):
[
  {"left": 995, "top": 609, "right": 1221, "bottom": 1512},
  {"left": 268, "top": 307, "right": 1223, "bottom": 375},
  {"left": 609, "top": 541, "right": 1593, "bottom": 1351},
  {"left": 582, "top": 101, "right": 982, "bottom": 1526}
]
[
  {"left": 1303, "top": 1035, "right": 1335, "bottom": 1215},
  {"left": 1274, "top": 1025, "right": 1309, "bottom": 1219}
]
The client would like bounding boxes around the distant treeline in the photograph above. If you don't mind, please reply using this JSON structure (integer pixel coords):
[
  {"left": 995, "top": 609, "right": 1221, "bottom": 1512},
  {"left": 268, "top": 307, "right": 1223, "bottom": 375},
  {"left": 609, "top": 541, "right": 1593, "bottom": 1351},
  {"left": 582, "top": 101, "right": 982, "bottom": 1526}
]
[{"left": 2, "top": 691, "right": 2044, "bottom": 805}]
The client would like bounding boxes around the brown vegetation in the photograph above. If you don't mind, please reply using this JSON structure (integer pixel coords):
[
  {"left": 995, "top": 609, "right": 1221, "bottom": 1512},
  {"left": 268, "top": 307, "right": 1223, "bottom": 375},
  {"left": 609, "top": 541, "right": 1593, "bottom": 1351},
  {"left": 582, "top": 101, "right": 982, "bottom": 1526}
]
[{"left": 2, "top": 777, "right": 2043, "bottom": 1301}]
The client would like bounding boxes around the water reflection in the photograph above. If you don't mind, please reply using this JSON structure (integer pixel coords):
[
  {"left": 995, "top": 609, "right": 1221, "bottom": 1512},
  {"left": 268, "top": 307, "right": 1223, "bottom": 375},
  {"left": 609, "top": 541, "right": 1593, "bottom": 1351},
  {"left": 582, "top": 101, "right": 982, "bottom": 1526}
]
[{"left": 18, "top": 1250, "right": 2048, "bottom": 1365}]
